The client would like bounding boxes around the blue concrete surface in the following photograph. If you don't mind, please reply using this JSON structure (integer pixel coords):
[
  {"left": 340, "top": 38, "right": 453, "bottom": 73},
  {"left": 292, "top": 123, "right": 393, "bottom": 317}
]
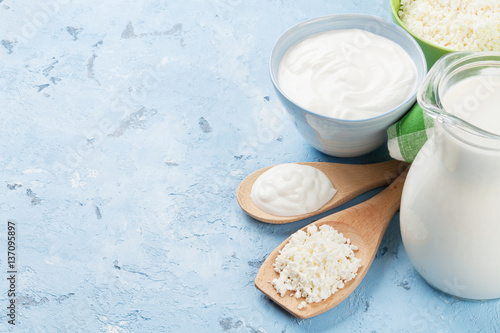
[{"left": 0, "top": 0, "right": 498, "bottom": 332}]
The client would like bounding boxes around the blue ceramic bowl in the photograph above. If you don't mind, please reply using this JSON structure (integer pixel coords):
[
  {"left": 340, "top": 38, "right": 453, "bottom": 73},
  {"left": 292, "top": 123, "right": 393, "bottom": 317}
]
[{"left": 270, "top": 14, "right": 427, "bottom": 157}]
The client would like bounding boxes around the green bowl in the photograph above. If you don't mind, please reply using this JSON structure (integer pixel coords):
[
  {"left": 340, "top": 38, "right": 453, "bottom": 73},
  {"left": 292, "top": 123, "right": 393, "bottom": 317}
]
[{"left": 389, "top": 0, "right": 455, "bottom": 68}]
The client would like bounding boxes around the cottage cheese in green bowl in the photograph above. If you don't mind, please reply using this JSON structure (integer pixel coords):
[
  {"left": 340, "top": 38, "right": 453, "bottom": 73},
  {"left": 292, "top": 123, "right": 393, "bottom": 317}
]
[{"left": 389, "top": 0, "right": 500, "bottom": 68}]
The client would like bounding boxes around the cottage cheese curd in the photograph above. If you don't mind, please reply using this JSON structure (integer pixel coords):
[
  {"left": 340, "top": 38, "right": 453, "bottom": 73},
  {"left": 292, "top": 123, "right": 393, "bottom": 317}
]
[
  {"left": 272, "top": 224, "right": 361, "bottom": 309},
  {"left": 278, "top": 29, "right": 417, "bottom": 120},
  {"left": 399, "top": 0, "right": 500, "bottom": 51},
  {"left": 250, "top": 164, "right": 336, "bottom": 217}
]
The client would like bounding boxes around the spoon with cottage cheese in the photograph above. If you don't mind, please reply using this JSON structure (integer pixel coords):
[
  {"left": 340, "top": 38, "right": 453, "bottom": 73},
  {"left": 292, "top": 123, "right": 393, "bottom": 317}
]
[
  {"left": 255, "top": 167, "right": 409, "bottom": 319},
  {"left": 237, "top": 160, "right": 406, "bottom": 224}
]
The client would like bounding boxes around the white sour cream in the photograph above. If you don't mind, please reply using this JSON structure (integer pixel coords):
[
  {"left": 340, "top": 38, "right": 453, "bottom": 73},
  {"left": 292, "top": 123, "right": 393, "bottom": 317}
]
[
  {"left": 250, "top": 164, "right": 336, "bottom": 217},
  {"left": 278, "top": 29, "right": 417, "bottom": 120}
]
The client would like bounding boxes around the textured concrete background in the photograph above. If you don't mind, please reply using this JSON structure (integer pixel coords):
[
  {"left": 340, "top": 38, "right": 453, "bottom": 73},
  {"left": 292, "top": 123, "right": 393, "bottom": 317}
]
[{"left": 0, "top": 0, "right": 499, "bottom": 332}]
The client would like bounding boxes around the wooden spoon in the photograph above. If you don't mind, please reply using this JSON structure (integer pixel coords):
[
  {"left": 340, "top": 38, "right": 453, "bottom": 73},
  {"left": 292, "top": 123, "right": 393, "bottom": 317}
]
[
  {"left": 237, "top": 160, "right": 407, "bottom": 224},
  {"left": 255, "top": 167, "right": 409, "bottom": 319}
]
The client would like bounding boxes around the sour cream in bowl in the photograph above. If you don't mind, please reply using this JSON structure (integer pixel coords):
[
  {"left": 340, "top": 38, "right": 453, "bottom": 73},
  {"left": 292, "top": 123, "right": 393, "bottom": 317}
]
[{"left": 270, "top": 14, "right": 427, "bottom": 157}]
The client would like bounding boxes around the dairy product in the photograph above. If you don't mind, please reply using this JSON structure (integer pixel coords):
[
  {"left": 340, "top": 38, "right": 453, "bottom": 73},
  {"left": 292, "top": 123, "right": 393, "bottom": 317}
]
[
  {"left": 278, "top": 29, "right": 417, "bottom": 120},
  {"left": 441, "top": 73, "right": 500, "bottom": 135},
  {"left": 250, "top": 163, "right": 336, "bottom": 216},
  {"left": 272, "top": 224, "right": 361, "bottom": 309},
  {"left": 399, "top": 0, "right": 500, "bottom": 51},
  {"left": 400, "top": 71, "right": 500, "bottom": 299}
]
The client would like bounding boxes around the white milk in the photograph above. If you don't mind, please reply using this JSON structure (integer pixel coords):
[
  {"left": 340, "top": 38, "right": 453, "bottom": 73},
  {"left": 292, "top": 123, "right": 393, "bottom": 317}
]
[
  {"left": 441, "top": 73, "right": 500, "bottom": 135},
  {"left": 400, "top": 72, "right": 500, "bottom": 299},
  {"left": 278, "top": 29, "right": 417, "bottom": 120}
]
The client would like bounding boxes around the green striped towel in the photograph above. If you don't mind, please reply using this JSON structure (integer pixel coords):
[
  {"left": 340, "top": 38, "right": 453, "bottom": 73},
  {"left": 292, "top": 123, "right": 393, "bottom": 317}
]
[{"left": 387, "top": 104, "right": 434, "bottom": 163}]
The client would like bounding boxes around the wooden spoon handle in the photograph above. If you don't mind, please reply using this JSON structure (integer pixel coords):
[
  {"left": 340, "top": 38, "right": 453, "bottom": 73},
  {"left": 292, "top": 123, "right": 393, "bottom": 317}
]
[
  {"left": 326, "top": 166, "right": 409, "bottom": 238},
  {"left": 363, "top": 166, "right": 409, "bottom": 224},
  {"left": 329, "top": 160, "right": 409, "bottom": 194}
]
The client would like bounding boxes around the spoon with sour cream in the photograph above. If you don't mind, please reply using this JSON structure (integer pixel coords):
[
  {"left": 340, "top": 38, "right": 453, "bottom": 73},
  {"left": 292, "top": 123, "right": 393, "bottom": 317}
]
[
  {"left": 255, "top": 167, "right": 409, "bottom": 318},
  {"left": 237, "top": 160, "right": 407, "bottom": 224}
]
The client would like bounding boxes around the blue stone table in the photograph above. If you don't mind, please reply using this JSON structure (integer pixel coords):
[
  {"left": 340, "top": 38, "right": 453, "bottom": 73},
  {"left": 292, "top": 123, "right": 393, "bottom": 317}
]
[{"left": 0, "top": 0, "right": 498, "bottom": 332}]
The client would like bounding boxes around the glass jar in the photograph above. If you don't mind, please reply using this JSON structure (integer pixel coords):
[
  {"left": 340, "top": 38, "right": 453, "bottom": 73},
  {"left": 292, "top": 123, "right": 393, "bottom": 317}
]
[{"left": 400, "top": 52, "right": 500, "bottom": 300}]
